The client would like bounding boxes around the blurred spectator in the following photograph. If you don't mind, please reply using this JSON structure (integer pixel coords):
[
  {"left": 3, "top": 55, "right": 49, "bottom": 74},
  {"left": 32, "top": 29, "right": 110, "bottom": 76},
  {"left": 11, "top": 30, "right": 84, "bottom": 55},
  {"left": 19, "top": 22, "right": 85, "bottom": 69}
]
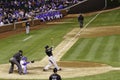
[
  {"left": 0, "top": 0, "right": 81, "bottom": 25},
  {"left": 0, "top": 20, "right": 4, "bottom": 26},
  {"left": 35, "top": 11, "right": 63, "bottom": 22}
]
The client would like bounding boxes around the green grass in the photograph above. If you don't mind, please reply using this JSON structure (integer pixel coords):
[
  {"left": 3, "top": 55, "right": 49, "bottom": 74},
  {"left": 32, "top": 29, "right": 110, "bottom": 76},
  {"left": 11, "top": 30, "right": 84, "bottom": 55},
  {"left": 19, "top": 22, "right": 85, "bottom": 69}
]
[
  {"left": 62, "top": 70, "right": 120, "bottom": 80},
  {"left": 60, "top": 8, "right": 120, "bottom": 80},
  {"left": 84, "top": 8, "right": 120, "bottom": 27},
  {"left": 0, "top": 20, "right": 77, "bottom": 64},
  {"left": 61, "top": 35, "right": 120, "bottom": 67},
  {"left": 0, "top": 7, "right": 120, "bottom": 80},
  {"left": 61, "top": 8, "right": 120, "bottom": 67}
]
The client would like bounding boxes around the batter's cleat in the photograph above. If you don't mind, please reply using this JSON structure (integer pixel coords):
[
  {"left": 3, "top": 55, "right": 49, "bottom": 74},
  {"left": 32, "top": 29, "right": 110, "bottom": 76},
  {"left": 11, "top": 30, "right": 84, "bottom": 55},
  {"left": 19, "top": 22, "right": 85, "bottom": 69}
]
[
  {"left": 23, "top": 73, "right": 27, "bottom": 75},
  {"left": 9, "top": 72, "right": 13, "bottom": 74},
  {"left": 43, "top": 69, "right": 47, "bottom": 71}
]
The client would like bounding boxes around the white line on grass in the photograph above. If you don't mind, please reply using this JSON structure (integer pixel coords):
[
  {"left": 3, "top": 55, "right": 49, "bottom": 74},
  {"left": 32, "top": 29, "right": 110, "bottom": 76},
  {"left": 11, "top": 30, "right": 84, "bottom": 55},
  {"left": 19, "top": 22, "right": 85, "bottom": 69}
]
[
  {"left": 23, "top": 35, "right": 32, "bottom": 41},
  {"left": 55, "top": 11, "right": 103, "bottom": 61}
]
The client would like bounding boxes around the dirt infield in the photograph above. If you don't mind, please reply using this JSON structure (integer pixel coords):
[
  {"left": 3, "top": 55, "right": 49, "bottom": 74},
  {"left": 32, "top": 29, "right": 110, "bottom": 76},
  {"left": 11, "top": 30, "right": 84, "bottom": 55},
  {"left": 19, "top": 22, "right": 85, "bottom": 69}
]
[
  {"left": 0, "top": 61, "right": 113, "bottom": 79},
  {"left": 0, "top": 26, "right": 120, "bottom": 79}
]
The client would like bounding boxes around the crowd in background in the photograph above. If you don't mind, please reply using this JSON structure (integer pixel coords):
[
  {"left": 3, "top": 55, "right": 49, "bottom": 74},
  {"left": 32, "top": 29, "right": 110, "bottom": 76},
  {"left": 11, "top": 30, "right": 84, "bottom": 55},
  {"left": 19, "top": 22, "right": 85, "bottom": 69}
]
[{"left": 0, "top": 0, "right": 82, "bottom": 26}]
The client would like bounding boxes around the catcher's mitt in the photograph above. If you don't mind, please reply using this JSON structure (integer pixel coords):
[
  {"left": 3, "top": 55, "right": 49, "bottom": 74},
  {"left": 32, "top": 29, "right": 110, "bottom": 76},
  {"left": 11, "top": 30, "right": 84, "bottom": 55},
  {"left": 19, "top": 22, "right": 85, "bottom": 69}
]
[{"left": 31, "top": 60, "right": 34, "bottom": 63}]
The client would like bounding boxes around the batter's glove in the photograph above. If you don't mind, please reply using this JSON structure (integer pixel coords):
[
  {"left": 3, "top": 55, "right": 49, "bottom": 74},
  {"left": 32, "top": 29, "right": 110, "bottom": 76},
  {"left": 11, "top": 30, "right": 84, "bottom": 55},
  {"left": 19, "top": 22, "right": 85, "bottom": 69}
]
[{"left": 31, "top": 60, "right": 34, "bottom": 63}]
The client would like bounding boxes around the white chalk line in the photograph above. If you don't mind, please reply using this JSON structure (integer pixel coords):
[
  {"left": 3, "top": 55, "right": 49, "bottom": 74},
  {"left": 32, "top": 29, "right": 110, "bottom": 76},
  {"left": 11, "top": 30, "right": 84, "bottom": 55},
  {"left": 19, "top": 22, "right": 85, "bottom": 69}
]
[
  {"left": 112, "top": 67, "right": 120, "bottom": 70},
  {"left": 23, "top": 35, "right": 32, "bottom": 41},
  {"left": 55, "top": 11, "right": 103, "bottom": 60}
]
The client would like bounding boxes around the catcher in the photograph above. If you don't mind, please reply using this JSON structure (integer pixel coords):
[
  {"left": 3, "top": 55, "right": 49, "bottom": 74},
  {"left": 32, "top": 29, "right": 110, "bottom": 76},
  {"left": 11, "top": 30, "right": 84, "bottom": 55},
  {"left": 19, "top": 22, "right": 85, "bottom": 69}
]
[{"left": 20, "top": 56, "right": 34, "bottom": 74}]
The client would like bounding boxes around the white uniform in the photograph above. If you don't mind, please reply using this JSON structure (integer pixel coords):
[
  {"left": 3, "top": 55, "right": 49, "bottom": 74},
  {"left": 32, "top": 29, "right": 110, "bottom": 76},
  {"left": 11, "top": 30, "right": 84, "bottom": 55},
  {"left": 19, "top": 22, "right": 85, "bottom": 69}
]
[
  {"left": 44, "top": 56, "right": 60, "bottom": 70},
  {"left": 25, "top": 22, "right": 30, "bottom": 34},
  {"left": 43, "top": 45, "right": 61, "bottom": 71},
  {"left": 26, "top": 26, "right": 30, "bottom": 34}
]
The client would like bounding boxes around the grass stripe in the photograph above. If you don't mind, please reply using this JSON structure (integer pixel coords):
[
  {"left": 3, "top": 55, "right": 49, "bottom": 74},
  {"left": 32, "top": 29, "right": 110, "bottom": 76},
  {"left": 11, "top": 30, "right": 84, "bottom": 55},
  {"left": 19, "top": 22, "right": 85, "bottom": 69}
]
[
  {"left": 101, "top": 36, "right": 116, "bottom": 62},
  {"left": 93, "top": 37, "right": 108, "bottom": 61},
  {"left": 118, "top": 48, "right": 120, "bottom": 62},
  {"left": 110, "top": 36, "right": 120, "bottom": 62},
  {"left": 85, "top": 37, "right": 103, "bottom": 60},
  {"left": 117, "top": 36, "right": 120, "bottom": 62},
  {"left": 64, "top": 39, "right": 91, "bottom": 60}
]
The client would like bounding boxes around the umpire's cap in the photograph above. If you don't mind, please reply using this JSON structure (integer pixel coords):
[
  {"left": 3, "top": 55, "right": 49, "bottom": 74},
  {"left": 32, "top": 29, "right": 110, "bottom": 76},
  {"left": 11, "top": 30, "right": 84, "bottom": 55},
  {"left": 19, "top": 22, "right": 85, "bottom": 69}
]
[
  {"left": 53, "top": 68, "right": 57, "bottom": 73},
  {"left": 19, "top": 50, "right": 23, "bottom": 53},
  {"left": 45, "top": 45, "right": 49, "bottom": 49}
]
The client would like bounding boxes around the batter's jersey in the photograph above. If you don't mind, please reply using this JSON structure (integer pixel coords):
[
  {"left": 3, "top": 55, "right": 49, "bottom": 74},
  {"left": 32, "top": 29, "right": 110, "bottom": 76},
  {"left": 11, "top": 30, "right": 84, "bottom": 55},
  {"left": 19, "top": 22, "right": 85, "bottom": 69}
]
[
  {"left": 45, "top": 47, "right": 53, "bottom": 57},
  {"left": 49, "top": 73, "right": 61, "bottom": 80}
]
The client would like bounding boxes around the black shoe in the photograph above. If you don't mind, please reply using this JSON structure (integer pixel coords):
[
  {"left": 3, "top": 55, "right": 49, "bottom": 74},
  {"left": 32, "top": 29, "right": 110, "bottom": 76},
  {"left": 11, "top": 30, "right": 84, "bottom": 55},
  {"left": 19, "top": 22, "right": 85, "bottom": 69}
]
[
  {"left": 19, "top": 72, "right": 23, "bottom": 75},
  {"left": 23, "top": 73, "right": 27, "bottom": 75},
  {"left": 9, "top": 72, "right": 13, "bottom": 74},
  {"left": 43, "top": 69, "right": 47, "bottom": 71}
]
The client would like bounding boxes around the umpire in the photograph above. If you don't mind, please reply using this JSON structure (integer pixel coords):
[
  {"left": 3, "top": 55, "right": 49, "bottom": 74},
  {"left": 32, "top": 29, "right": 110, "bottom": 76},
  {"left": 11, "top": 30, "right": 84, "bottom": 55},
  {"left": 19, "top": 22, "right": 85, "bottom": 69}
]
[
  {"left": 78, "top": 14, "right": 84, "bottom": 28},
  {"left": 9, "top": 50, "right": 23, "bottom": 75}
]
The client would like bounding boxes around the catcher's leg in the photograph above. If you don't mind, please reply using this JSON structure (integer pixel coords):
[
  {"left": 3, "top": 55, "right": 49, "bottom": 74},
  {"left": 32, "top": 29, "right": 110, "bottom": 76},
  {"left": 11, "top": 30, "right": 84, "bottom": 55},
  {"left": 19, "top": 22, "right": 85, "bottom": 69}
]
[{"left": 22, "top": 66, "right": 27, "bottom": 74}]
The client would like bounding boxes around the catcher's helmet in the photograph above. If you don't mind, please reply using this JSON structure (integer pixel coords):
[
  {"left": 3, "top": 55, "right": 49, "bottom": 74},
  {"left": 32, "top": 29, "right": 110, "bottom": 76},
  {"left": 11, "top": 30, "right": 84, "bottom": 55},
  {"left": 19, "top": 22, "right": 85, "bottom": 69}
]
[
  {"left": 21, "top": 56, "right": 27, "bottom": 61},
  {"left": 45, "top": 45, "right": 49, "bottom": 49}
]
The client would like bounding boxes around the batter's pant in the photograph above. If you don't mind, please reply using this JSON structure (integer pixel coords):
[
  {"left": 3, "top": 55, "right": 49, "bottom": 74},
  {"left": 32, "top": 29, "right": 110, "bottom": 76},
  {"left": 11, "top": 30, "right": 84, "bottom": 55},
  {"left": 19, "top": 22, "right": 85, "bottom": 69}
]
[{"left": 44, "top": 56, "right": 60, "bottom": 70}]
